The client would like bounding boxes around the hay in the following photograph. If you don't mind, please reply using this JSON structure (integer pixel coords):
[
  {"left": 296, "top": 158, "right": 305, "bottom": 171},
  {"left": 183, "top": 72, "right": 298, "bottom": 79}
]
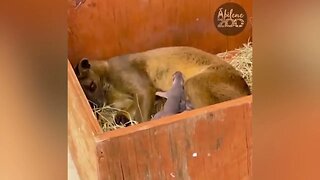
[
  {"left": 93, "top": 105, "right": 138, "bottom": 132},
  {"left": 91, "top": 96, "right": 166, "bottom": 132},
  {"left": 218, "top": 41, "right": 253, "bottom": 92}
]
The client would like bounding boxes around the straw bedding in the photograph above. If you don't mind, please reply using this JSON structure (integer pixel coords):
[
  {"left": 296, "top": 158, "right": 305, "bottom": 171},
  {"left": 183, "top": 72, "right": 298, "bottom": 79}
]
[{"left": 217, "top": 41, "right": 253, "bottom": 92}]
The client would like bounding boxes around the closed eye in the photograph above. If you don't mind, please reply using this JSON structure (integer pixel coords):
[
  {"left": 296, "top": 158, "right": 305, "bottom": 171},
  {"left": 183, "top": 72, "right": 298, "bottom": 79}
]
[{"left": 89, "top": 82, "right": 97, "bottom": 92}]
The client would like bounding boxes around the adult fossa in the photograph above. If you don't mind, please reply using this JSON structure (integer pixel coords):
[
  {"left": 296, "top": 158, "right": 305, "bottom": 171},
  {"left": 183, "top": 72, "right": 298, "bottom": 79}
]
[{"left": 74, "top": 46, "right": 251, "bottom": 122}]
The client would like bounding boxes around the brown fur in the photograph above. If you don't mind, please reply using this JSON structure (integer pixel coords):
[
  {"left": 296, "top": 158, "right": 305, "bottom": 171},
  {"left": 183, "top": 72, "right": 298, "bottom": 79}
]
[{"left": 75, "top": 46, "right": 251, "bottom": 122}]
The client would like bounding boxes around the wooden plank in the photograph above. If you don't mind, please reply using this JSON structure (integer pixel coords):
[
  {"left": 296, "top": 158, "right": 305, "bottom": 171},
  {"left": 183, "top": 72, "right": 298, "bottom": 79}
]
[
  {"left": 119, "top": 134, "right": 140, "bottom": 179},
  {"left": 151, "top": 125, "right": 176, "bottom": 179},
  {"left": 67, "top": 0, "right": 252, "bottom": 65},
  {"left": 227, "top": 0, "right": 253, "bottom": 50},
  {"left": 96, "top": 96, "right": 251, "bottom": 140},
  {"left": 68, "top": 149, "right": 80, "bottom": 180},
  {"left": 157, "top": 122, "right": 192, "bottom": 180},
  {"left": 96, "top": 95, "right": 252, "bottom": 179},
  {"left": 68, "top": 60, "right": 101, "bottom": 180}
]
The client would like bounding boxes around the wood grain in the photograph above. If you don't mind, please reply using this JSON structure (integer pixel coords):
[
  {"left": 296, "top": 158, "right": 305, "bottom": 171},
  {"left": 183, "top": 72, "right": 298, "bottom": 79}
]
[
  {"left": 68, "top": 48, "right": 251, "bottom": 179},
  {"left": 67, "top": 0, "right": 253, "bottom": 176},
  {"left": 96, "top": 95, "right": 252, "bottom": 180},
  {"left": 68, "top": 60, "right": 101, "bottom": 180},
  {"left": 68, "top": 0, "right": 252, "bottom": 65}
]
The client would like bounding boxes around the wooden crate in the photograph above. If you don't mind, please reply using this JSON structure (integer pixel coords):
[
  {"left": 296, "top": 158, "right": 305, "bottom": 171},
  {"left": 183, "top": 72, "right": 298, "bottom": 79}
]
[
  {"left": 68, "top": 0, "right": 252, "bottom": 179},
  {"left": 67, "top": 0, "right": 252, "bottom": 65}
]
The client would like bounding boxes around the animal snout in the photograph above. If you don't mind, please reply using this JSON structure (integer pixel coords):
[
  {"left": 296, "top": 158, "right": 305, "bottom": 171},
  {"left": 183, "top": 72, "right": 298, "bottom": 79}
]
[{"left": 95, "top": 99, "right": 105, "bottom": 107}]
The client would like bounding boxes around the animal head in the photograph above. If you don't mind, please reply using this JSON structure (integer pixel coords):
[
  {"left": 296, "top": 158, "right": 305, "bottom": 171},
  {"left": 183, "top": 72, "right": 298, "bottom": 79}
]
[
  {"left": 74, "top": 58, "right": 108, "bottom": 107},
  {"left": 172, "top": 71, "right": 184, "bottom": 86}
]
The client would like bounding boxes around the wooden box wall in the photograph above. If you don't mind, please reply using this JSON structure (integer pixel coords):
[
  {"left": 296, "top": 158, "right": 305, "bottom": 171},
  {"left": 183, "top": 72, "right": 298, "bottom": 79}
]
[
  {"left": 67, "top": 0, "right": 252, "bottom": 65},
  {"left": 67, "top": 0, "right": 253, "bottom": 179}
]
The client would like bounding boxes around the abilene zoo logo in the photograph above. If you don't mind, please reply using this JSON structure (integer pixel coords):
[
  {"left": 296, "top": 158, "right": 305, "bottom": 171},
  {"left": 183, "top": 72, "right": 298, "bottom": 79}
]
[{"left": 214, "top": 3, "right": 247, "bottom": 36}]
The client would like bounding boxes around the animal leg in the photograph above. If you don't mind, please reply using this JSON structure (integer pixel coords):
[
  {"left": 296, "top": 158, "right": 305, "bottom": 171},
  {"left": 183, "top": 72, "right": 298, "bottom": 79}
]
[{"left": 155, "top": 91, "right": 168, "bottom": 99}]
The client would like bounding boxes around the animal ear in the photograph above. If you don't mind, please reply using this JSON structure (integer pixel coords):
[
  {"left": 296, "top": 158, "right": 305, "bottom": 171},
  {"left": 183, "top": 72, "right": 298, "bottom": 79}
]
[
  {"left": 75, "top": 58, "right": 91, "bottom": 78},
  {"left": 80, "top": 58, "right": 91, "bottom": 69}
]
